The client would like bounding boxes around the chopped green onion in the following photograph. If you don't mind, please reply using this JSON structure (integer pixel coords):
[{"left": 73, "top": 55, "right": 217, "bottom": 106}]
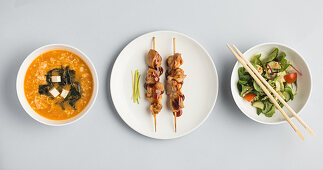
[
  {"left": 138, "top": 76, "right": 141, "bottom": 99},
  {"left": 132, "top": 70, "right": 141, "bottom": 103},
  {"left": 134, "top": 70, "right": 138, "bottom": 103},
  {"left": 131, "top": 70, "right": 134, "bottom": 101}
]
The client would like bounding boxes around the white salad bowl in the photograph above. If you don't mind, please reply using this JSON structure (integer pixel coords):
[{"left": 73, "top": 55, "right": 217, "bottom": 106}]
[
  {"left": 16, "top": 44, "right": 99, "bottom": 126},
  {"left": 231, "top": 43, "right": 312, "bottom": 124}
]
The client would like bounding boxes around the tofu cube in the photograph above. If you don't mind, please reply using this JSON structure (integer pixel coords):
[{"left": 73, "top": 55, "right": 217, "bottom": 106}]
[
  {"left": 60, "top": 89, "right": 69, "bottom": 98},
  {"left": 51, "top": 76, "right": 61, "bottom": 82},
  {"left": 49, "top": 88, "right": 60, "bottom": 97}
]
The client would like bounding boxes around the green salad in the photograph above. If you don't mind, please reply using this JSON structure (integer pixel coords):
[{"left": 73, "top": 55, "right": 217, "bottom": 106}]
[{"left": 237, "top": 48, "right": 299, "bottom": 117}]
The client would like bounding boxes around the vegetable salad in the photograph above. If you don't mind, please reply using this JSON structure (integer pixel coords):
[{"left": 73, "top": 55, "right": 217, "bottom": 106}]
[{"left": 237, "top": 48, "right": 298, "bottom": 117}]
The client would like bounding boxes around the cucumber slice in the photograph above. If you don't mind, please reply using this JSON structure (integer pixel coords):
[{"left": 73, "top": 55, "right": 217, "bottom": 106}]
[
  {"left": 263, "top": 102, "right": 273, "bottom": 114},
  {"left": 284, "top": 86, "right": 294, "bottom": 100},
  {"left": 282, "top": 91, "right": 291, "bottom": 101},
  {"left": 256, "top": 108, "right": 262, "bottom": 115},
  {"left": 265, "top": 105, "right": 275, "bottom": 117},
  {"left": 253, "top": 81, "right": 262, "bottom": 92},
  {"left": 252, "top": 101, "right": 264, "bottom": 110}
]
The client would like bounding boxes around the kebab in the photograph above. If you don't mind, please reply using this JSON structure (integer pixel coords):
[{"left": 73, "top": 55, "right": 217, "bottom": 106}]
[
  {"left": 144, "top": 37, "right": 164, "bottom": 132},
  {"left": 166, "top": 38, "right": 186, "bottom": 132}
]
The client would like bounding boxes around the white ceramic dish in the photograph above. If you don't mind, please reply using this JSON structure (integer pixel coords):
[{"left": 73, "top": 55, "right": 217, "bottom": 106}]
[
  {"left": 110, "top": 31, "right": 218, "bottom": 139},
  {"left": 231, "top": 43, "right": 312, "bottom": 124},
  {"left": 16, "top": 44, "right": 99, "bottom": 126}
]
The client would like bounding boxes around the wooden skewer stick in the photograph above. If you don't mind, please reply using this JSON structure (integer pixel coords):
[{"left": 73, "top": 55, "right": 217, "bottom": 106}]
[
  {"left": 153, "top": 36, "right": 157, "bottom": 132},
  {"left": 153, "top": 114, "right": 157, "bottom": 132},
  {"left": 174, "top": 113, "right": 177, "bottom": 132},
  {"left": 232, "top": 45, "right": 315, "bottom": 136},
  {"left": 153, "top": 37, "right": 156, "bottom": 50},
  {"left": 226, "top": 44, "right": 304, "bottom": 140},
  {"left": 173, "top": 37, "right": 177, "bottom": 132},
  {"left": 173, "top": 37, "right": 176, "bottom": 55}
]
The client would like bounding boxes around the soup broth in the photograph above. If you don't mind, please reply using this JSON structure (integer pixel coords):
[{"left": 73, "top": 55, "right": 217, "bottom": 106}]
[{"left": 24, "top": 50, "right": 94, "bottom": 120}]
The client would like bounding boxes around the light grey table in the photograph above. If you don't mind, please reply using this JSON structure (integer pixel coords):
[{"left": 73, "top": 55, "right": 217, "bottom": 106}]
[{"left": 1, "top": 0, "right": 322, "bottom": 169}]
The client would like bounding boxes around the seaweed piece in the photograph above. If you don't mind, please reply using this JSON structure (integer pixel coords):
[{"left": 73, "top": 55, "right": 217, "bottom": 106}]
[
  {"left": 58, "top": 66, "right": 66, "bottom": 86},
  {"left": 38, "top": 66, "right": 81, "bottom": 110},
  {"left": 69, "top": 70, "right": 76, "bottom": 84},
  {"left": 65, "top": 66, "right": 76, "bottom": 84},
  {"left": 38, "top": 85, "right": 52, "bottom": 95},
  {"left": 67, "top": 82, "right": 82, "bottom": 109},
  {"left": 45, "top": 73, "right": 53, "bottom": 85},
  {"left": 38, "top": 85, "right": 54, "bottom": 99},
  {"left": 45, "top": 68, "right": 60, "bottom": 85},
  {"left": 74, "top": 82, "right": 81, "bottom": 92},
  {"left": 56, "top": 85, "right": 63, "bottom": 92}
]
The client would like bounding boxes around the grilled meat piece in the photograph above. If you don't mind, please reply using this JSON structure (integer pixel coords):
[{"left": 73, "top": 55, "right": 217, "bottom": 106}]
[
  {"left": 145, "top": 82, "right": 164, "bottom": 104},
  {"left": 169, "top": 93, "right": 184, "bottom": 113},
  {"left": 146, "top": 68, "right": 160, "bottom": 85},
  {"left": 147, "top": 49, "right": 162, "bottom": 69},
  {"left": 166, "top": 79, "right": 182, "bottom": 96},
  {"left": 166, "top": 53, "right": 183, "bottom": 69},
  {"left": 145, "top": 67, "right": 163, "bottom": 84},
  {"left": 167, "top": 68, "right": 186, "bottom": 83},
  {"left": 149, "top": 103, "right": 162, "bottom": 115}
]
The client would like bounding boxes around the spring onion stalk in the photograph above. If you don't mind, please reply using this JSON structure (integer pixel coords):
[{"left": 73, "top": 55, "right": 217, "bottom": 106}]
[
  {"left": 132, "top": 70, "right": 141, "bottom": 103},
  {"left": 134, "top": 70, "right": 139, "bottom": 103},
  {"left": 138, "top": 75, "right": 141, "bottom": 99},
  {"left": 132, "top": 70, "right": 134, "bottom": 101},
  {"left": 134, "top": 71, "right": 137, "bottom": 102}
]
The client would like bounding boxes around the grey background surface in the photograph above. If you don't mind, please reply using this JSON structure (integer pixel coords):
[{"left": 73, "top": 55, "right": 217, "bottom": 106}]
[{"left": 0, "top": 0, "right": 322, "bottom": 169}]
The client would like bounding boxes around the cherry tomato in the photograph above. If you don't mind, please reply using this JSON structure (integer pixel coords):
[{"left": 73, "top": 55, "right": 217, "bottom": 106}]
[
  {"left": 244, "top": 93, "right": 256, "bottom": 102},
  {"left": 284, "top": 72, "right": 297, "bottom": 83}
]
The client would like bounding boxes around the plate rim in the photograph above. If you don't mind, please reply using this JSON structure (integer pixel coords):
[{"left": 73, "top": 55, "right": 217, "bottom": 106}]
[
  {"left": 230, "top": 42, "right": 312, "bottom": 125},
  {"left": 110, "top": 30, "right": 219, "bottom": 139}
]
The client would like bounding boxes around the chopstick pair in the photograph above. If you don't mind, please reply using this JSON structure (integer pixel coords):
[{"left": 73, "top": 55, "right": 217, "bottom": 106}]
[{"left": 226, "top": 44, "right": 315, "bottom": 140}]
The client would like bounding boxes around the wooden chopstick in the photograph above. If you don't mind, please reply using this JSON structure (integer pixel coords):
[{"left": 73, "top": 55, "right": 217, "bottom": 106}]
[
  {"left": 232, "top": 45, "right": 315, "bottom": 136},
  {"left": 226, "top": 44, "right": 304, "bottom": 140}
]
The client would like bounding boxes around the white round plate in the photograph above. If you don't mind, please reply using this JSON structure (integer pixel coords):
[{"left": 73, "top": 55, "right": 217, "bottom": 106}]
[
  {"left": 110, "top": 31, "right": 218, "bottom": 139},
  {"left": 231, "top": 43, "right": 312, "bottom": 124}
]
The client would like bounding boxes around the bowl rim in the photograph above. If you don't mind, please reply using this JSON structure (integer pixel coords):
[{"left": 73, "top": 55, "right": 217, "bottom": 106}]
[
  {"left": 16, "top": 44, "right": 99, "bottom": 126},
  {"left": 230, "top": 42, "right": 312, "bottom": 125},
  {"left": 110, "top": 30, "right": 219, "bottom": 139}
]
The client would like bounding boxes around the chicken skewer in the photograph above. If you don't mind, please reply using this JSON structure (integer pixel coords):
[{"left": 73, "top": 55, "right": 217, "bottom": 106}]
[
  {"left": 166, "top": 38, "right": 186, "bottom": 132},
  {"left": 173, "top": 38, "right": 177, "bottom": 131},
  {"left": 145, "top": 37, "right": 164, "bottom": 132}
]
